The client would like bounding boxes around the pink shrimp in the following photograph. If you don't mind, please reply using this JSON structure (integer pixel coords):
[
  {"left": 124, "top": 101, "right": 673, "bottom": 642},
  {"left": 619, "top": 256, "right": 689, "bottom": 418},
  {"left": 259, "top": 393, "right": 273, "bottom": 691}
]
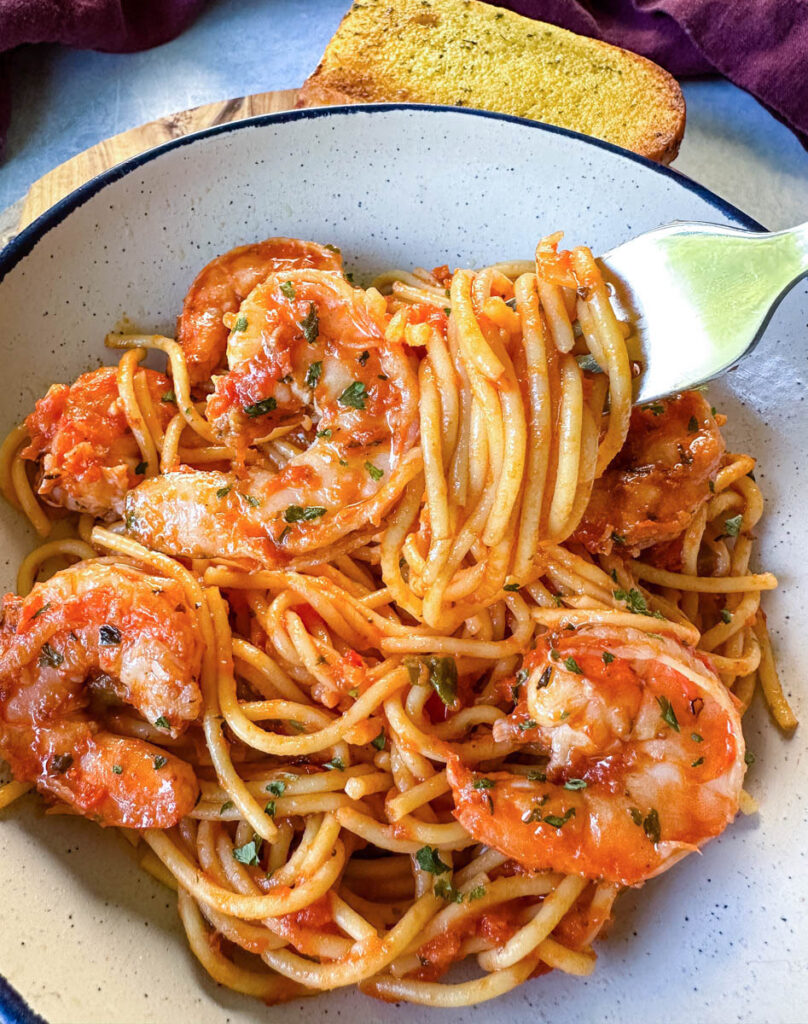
[
  {"left": 21, "top": 366, "right": 174, "bottom": 521},
  {"left": 125, "top": 269, "right": 420, "bottom": 566},
  {"left": 0, "top": 562, "right": 203, "bottom": 828},
  {"left": 573, "top": 391, "right": 724, "bottom": 556},
  {"left": 448, "top": 627, "right": 745, "bottom": 887},
  {"left": 177, "top": 237, "right": 344, "bottom": 387}
]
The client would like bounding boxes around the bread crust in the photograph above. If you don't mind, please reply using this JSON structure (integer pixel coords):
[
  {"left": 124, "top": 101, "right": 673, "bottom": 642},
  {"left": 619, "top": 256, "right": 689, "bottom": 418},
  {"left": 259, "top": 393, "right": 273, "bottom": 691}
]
[{"left": 298, "top": 0, "right": 685, "bottom": 164}]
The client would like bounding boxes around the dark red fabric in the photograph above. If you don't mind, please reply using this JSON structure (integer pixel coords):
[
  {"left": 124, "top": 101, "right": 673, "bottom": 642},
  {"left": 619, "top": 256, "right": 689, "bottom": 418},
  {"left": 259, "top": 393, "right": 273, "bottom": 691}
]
[
  {"left": 0, "top": 0, "right": 207, "bottom": 156},
  {"left": 503, "top": 1, "right": 808, "bottom": 145},
  {"left": 0, "top": 0, "right": 806, "bottom": 158}
]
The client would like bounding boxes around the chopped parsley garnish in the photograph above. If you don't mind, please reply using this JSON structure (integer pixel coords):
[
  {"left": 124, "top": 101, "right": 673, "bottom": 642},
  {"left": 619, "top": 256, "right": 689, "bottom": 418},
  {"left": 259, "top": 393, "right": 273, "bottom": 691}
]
[
  {"left": 306, "top": 361, "right": 322, "bottom": 388},
  {"left": 656, "top": 695, "right": 680, "bottom": 732},
  {"left": 153, "top": 755, "right": 167, "bottom": 770},
  {"left": 316, "top": 428, "right": 332, "bottom": 438},
  {"left": 358, "top": 350, "right": 370, "bottom": 365},
  {"left": 288, "top": 720, "right": 306, "bottom": 733},
  {"left": 427, "top": 656, "right": 458, "bottom": 706},
  {"left": 564, "top": 778, "right": 587, "bottom": 790},
  {"left": 405, "top": 658, "right": 421, "bottom": 684},
  {"left": 724, "top": 514, "right": 743, "bottom": 537},
  {"left": 443, "top": 307, "right": 451, "bottom": 316},
  {"left": 526, "top": 769, "right": 547, "bottom": 782},
  {"left": 347, "top": 687, "right": 359, "bottom": 698},
  {"left": 284, "top": 504, "right": 327, "bottom": 522},
  {"left": 300, "top": 303, "right": 319, "bottom": 344},
  {"left": 434, "top": 878, "right": 464, "bottom": 903},
  {"left": 745, "top": 751, "right": 756, "bottom": 765},
  {"left": 154, "top": 716, "right": 170, "bottom": 730},
  {"left": 415, "top": 846, "right": 450, "bottom": 874},
  {"left": 602, "top": 651, "right": 615, "bottom": 665},
  {"left": 323, "top": 757, "right": 345, "bottom": 771},
  {"left": 643, "top": 402, "right": 664, "bottom": 416},
  {"left": 161, "top": 390, "right": 176, "bottom": 404},
  {"left": 220, "top": 800, "right": 234, "bottom": 813},
  {"left": 135, "top": 461, "right": 147, "bottom": 475},
  {"left": 280, "top": 281, "right": 295, "bottom": 299},
  {"left": 266, "top": 780, "right": 286, "bottom": 797},
  {"left": 537, "top": 665, "right": 553, "bottom": 689},
  {"left": 691, "top": 732, "right": 703, "bottom": 743},
  {"left": 563, "top": 656, "right": 583, "bottom": 674},
  {"left": 629, "top": 807, "right": 643, "bottom": 825},
  {"left": 720, "top": 608, "right": 732, "bottom": 623},
  {"left": 265, "top": 800, "right": 276, "bottom": 817},
  {"left": 233, "top": 836, "right": 262, "bottom": 866},
  {"left": 691, "top": 757, "right": 705, "bottom": 767},
  {"left": 610, "top": 532, "right": 626, "bottom": 546},
  {"left": 371, "top": 730, "right": 386, "bottom": 750},
  {"left": 503, "top": 582, "right": 521, "bottom": 591},
  {"left": 543, "top": 808, "right": 576, "bottom": 829},
  {"left": 50, "top": 753, "right": 73, "bottom": 774},
  {"left": 550, "top": 648, "right": 560, "bottom": 660},
  {"left": 325, "top": 243, "right": 341, "bottom": 253},
  {"left": 216, "top": 485, "right": 232, "bottom": 499},
  {"left": 240, "top": 493, "right": 261, "bottom": 507},
  {"left": 338, "top": 380, "right": 367, "bottom": 409},
  {"left": 518, "top": 719, "right": 537, "bottom": 731},
  {"left": 31, "top": 602, "right": 51, "bottom": 619},
  {"left": 243, "top": 396, "right": 277, "bottom": 417},
  {"left": 473, "top": 778, "right": 496, "bottom": 790},
  {"left": 613, "top": 587, "right": 662, "bottom": 618},
  {"left": 38, "top": 643, "right": 63, "bottom": 668},
  {"left": 687, "top": 416, "right": 699, "bottom": 433},
  {"left": 709, "top": 480, "right": 716, "bottom": 493},
  {"left": 468, "top": 884, "right": 486, "bottom": 901},
  {"left": 365, "top": 461, "right": 384, "bottom": 481},
  {"left": 99, "top": 624, "right": 122, "bottom": 646},
  {"left": 643, "top": 808, "right": 661, "bottom": 845},
  {"left": 112, "top": 764, "right": 123, "bottom": 775}
]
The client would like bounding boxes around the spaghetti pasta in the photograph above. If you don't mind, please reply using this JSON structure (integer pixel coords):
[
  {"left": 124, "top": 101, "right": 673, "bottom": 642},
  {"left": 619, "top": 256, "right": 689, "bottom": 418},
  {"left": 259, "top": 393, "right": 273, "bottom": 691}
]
[{"left": 0, "top": 234, "right": 796, "bottom": 1009}]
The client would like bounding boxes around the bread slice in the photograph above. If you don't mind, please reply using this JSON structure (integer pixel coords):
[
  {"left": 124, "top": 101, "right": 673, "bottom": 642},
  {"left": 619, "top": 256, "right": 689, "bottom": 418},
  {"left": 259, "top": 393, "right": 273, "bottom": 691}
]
[{"left": 299, "top": 0, "right": 685, "bottom": 163}]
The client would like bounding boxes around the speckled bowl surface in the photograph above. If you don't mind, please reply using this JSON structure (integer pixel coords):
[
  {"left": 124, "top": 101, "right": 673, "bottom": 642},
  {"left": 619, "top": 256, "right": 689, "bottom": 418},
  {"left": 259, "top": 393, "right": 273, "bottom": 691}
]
[{"left": 0, "top": 105, "right": 805, "bottom": 1024}]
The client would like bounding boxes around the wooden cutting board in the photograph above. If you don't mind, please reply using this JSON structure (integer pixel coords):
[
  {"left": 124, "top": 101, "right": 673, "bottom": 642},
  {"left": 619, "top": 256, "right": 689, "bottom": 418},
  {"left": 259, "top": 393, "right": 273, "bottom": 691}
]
[{"left": 18, "top": 88, "right": 300, "bottom": 230}]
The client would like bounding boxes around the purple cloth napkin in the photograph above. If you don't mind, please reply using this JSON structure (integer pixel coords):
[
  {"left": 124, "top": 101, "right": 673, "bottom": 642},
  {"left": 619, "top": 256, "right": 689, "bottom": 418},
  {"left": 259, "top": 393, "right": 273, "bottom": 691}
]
[
  {"left": 1, "top": 0, "right": 806, "bottom": 162},
  {"left": 0, "top": 0, "right": 206, "bottom": 156},
  {"left": 503, "top": 0, "right": 808, "bottom": 147}
]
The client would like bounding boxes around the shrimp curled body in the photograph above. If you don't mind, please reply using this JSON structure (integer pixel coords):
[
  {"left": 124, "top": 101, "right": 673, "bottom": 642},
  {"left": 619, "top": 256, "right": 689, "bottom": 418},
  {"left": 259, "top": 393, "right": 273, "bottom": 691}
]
[
  {"left": 21, "top": 366, "right": 174, "bottom": 520},
  {"left": 574, "top": 392, "right": 724, "bottom": 556},
  {"left": 127, "top": 270, "right": 421, "bottom": 565},
  {"left": 448, "top": 627, "right": 745, "bottom": 887},
  {"left": 177, "top": 237, "right": 344, "bottom": 387},
  {"left": 0, "top": 562, "right": 203, "bottom": 828}
]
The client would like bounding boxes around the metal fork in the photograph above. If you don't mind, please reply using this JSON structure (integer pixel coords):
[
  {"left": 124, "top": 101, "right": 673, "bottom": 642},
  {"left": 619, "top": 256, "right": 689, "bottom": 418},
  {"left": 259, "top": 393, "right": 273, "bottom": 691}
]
[{"left": 597, "top": 221, "right": 808, "bottom": 403}]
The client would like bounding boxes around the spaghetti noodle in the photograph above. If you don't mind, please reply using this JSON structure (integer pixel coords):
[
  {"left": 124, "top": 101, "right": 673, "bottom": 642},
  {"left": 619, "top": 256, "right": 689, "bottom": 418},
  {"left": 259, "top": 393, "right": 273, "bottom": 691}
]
[{"left": 0, "top": 234, "right": 796, "bottom": 1008}]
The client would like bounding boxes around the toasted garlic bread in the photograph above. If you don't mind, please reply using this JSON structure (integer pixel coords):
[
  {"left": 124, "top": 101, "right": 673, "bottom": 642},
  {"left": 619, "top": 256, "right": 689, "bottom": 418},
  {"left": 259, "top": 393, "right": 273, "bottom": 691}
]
[{"left": 299, "top": 0, "right": 685, "bottom": 163}]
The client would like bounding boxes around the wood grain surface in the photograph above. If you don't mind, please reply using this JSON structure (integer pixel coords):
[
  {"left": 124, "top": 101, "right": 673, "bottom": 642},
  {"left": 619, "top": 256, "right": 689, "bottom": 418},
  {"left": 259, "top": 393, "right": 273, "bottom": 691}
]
[{"left": 19, "top": 88, "right": 300, "bottom": 229}]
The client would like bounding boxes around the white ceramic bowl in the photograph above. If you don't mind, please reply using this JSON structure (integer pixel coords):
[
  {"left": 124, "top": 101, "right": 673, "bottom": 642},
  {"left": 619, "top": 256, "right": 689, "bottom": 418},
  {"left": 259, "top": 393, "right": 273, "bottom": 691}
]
[{"left": 0, "top": 106, "right": 805, "bottom": 1024}]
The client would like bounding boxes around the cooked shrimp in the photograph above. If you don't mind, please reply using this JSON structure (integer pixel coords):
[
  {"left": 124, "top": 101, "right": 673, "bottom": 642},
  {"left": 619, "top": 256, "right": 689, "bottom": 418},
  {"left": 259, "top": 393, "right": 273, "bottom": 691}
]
[
  {"left": 21, "top": 366, "right": 174, "bottom": 520},
  {"left": 177, "top": 237, "right": 344, "bottom": 387},
  {"left": 125, "top": 271, "right": 420, "bottom": 565},
  {"left": 573, "top": 392, "right": 724, "bottom": 555},
  {"left": 0, "top": 562, "right": 203, "bottom": 827},
  {"left": 447, "top": 626, "right": 744, "bottom": 886}
]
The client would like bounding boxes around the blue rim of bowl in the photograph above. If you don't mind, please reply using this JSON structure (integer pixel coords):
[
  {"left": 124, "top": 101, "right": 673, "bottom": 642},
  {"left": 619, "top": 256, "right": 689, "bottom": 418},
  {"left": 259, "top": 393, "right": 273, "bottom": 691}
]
[
  {"left": 0, "top": 103, "right": 764, "bottom": 285},
  {"left": 0, "top": 103, "right": 764, "bottom": 1023}
]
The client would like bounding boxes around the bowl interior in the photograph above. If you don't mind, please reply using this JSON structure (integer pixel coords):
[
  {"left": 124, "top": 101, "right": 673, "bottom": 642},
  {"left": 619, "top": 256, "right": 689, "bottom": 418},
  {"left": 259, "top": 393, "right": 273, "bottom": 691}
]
[{"left": 0, "top": 106, "right": 805, "bottom": 1024}]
